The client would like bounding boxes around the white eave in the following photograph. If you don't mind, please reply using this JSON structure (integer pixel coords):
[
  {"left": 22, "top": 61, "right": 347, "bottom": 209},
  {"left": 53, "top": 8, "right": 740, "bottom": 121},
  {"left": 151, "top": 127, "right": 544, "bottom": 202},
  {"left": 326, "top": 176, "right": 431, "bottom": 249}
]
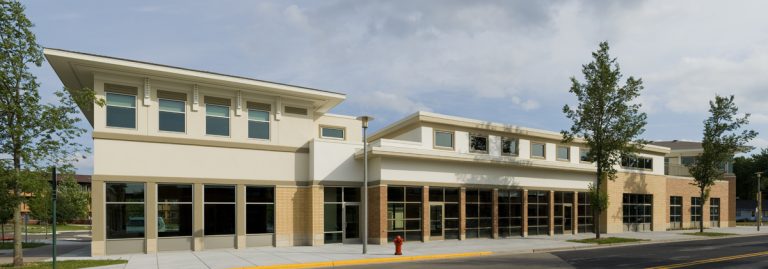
[{"left": 44, "top": 48, "right": 346, "bottom": 125}]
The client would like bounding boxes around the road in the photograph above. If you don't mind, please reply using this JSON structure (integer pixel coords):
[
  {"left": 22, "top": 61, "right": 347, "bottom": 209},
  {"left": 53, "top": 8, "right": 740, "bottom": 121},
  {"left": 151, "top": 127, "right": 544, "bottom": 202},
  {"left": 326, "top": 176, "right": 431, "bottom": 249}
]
[{"left": 343, "top": 234, "right": 768, "bottom": 269}]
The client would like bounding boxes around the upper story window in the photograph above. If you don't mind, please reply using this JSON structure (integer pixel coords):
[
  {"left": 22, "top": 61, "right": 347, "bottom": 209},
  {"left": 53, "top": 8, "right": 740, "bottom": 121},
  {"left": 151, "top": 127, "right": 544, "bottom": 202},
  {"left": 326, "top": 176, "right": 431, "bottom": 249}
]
[
  {"left": 469, "top": 134, "right": 488, "bottom": 153},
  {"left": 434, "top": 130, "right": 454, "bottom": 149},
  {"left": 158, "top": 90, "right": 187, "bottom": 133},
  {"left": 580, "top": 148, "right": 592, "bottom": 162},
  {"left": 285, "top": 106, "right": 308, "bottom": 116},
  {"left": 105, "top": 84, "right": 138, "bottom": 129},
  {"left": 247, "top": 102, "right": 271, "bottom": 140},
  {"left": 556, "top": 146, "right": 570, "bottom": 161},
  {"left": 501, "top": 137, "right": 519, "bottom": 156},
  {"left": 681, "top": 156, "right": 697, "bottom": 166},
  {"left": 621, "top": 155, "right": 653, "bottom": 170},
  {"left": 205, "top": 96, "right": 231, "bottom": 136},
  {"left": 320, "top": 126, "right": 345, "bottom": 140},
  {"left": 531, "top": 142, "right": 546, "bottom": 159}
]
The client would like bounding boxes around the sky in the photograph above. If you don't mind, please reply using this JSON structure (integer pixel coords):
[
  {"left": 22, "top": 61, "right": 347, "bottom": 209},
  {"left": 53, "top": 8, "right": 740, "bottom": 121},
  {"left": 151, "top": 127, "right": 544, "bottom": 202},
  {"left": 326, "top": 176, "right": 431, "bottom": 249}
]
[{"left": 22, "top": 0, "right": 768, "bottom": 174}]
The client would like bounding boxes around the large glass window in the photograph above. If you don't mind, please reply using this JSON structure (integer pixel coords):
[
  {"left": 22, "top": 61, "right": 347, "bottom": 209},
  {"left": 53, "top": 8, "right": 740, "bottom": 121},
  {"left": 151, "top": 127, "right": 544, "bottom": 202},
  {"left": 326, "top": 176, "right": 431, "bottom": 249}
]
[
  {"left": 206, "top": 104, "right": 230, "bottom": 136},
  {"left": 501, "top": 137, "right": 519, "bottom": 156},
  {"left": 320, "top": 127, "right": 345, "bottom": 139},
  {"left": 556, "top": 146, "right": 570, "bottom": 161},
  {"left": 248, "top": 106, "right": 270, "bottom": 140},
  {"left": 531, "top": 143, "right": 546, "bottom": 159},
  {"left": 106, "top": 92, "right": 136, "bottom": 129},
  {"left": 498, "top": 190, "right": 522, "bottom": 237},
  {"left": 246, "top": 187, "right": 274, "bottom": 234},
  {"left": 669, "top": 196, "right": 682, "bottom": 230},
  {"left": 710, "top": 198, "right": 720, "bottom": 227},
  {"left": 527, "top": 190, "right": 549, "bottom": 235},
  {"left": 204, "top": 185, "right": 235, "bottom": 235},
  {"left": 159, "top": 99, "right": 186, "bottom": 132},
  {"left": 554, "top": 191, "right": 574, "bottom": 234},
  {"left": 469, "top": 134, "right": 488, "bottom": 153},
  {"left": 428, "top": 187, "right": 459, "bottom": 240},
  {"left": 691, "top": 197, "right": 702, "bottom": 228},
  {"left": 580, "top": 148, "right": 591, "bottom": 162},
  {"left": 323, "top": 187, "right": 360, "bottom": 243},
  {"left": 158, "top": 184, "right": 192, "bottom": 237},
  {"left": 621, "top": 155, "right": 654, "bottom": 170},
  {"left": 578, "top": 192, "right": 593, "bottom": 233},
  {"left": 434, "top": 131, "right": 454, "bottom": 149},
  {"left": 106, "top": 183, "right": 145, "bottom": 239},
  {"left": 623, "top": 194, "right": 653, "bottom": 232},
  {"left": 387, "top": 186, "right": 422, "bottom": 242},
  {"left": 465, "top": 189, "right": 493, "bottom": 239}
]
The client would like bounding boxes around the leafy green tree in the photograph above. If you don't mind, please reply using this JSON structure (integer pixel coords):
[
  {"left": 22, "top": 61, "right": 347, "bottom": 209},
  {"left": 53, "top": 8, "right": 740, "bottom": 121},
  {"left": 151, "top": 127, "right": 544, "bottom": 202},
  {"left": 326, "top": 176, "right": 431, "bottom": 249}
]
[
  {"left": 733, "top": 149, "right": 768, "bottom": 199},
  {"left": 0, "top": 1, "right": 99, "bottom": 266},
  {"left": 562, "top": 42, "right": 648, "bottom": 239},
  {"left": 687, "top": 95, "right": 757, "bottom": 233}
]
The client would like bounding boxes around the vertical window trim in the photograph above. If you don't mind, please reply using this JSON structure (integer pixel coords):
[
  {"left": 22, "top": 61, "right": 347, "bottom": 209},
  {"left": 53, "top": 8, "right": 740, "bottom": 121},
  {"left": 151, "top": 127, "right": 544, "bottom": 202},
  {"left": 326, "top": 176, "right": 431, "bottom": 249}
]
[
  {"left": 158, "top": 98, "right": 187, "bottom": 134},
  {"left": 105, "top": 92, "right": 137, "bottom": 129},
  {"left": 433, "top": 130, "right": 455, "bottom": 150},
  {"left": 319, "top": 126, "right": 346, "bottom": 140},
  {"left": 530, "top": 142, "right": 546, "bottom": 159}
]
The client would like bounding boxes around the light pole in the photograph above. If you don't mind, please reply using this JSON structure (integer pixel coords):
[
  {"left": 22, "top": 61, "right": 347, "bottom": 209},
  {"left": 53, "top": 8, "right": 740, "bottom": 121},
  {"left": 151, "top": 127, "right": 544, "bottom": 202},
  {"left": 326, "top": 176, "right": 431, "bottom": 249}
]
[
  {"left": 357, "top": 115, "right": 373, "bottom": 254},
  {"left": 757, "top": 172, "right": 763, "bottom": 231}
]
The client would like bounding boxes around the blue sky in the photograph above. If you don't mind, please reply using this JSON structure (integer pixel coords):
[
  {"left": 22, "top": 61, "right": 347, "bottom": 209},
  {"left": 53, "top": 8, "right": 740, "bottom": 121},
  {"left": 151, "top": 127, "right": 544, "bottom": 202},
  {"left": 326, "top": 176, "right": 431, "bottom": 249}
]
[{"left": 23, "top": 0, "right": 768, "bottom": 174}]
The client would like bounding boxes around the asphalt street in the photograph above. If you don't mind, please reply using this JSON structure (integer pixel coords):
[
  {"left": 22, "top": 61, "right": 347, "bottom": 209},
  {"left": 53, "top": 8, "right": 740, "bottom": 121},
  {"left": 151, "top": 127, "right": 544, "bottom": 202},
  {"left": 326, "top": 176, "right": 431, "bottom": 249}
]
[{"left": 343, "top": 234, "right": 768, "bottom": 269}]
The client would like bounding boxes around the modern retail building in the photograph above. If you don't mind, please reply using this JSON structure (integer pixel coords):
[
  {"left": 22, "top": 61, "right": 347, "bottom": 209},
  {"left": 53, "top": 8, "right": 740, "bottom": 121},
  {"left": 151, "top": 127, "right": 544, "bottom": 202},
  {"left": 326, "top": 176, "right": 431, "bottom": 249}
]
[{"left": 44, "top": 48, "right": 735, "bottom": 256}]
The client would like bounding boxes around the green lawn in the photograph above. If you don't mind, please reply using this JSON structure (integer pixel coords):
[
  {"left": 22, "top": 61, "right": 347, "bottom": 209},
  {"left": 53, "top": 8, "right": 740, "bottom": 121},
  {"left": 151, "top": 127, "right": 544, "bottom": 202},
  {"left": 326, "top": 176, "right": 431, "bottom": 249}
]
[
  {"left": 1, "top": 224, "right": 90, "bottom": 234},
  {"left": 0, "top": 242, "right": 47, "bottom": 250},
  {"left": 0, "top": 260, "right": 127, "bottom": 269},
  {"left": 568, "top": 237, "right": 648, "bottom": 245},
  {"left": 683, "top": 232, "right": 736, "bottom": 237}
]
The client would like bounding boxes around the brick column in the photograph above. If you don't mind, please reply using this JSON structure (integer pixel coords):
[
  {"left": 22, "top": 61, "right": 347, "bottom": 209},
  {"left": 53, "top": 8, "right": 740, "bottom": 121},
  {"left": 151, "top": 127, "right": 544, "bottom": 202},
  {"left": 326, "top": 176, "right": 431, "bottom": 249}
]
[
  {"left": 702, "top": 198, "right": 710, "bottom": 229},
  {"left": 522, "top": 189, "right": 528, "bottom": 237},
  {"left": 549, "top": 190, "right": 555, "bottom": 236},
  {"left": 91, "top": 180, "right": 105, "bottom": 256},
  {"left": 309, "top": 186, "right": 324, "bottom": 246},
  {"left": 459, "top": 187, "right": 466, "bottom": 240},
  {"left": 368, "top": 185, "right": 387, "bottom": 244},
  {"left": 727, "top": 175, "right": 736, "bottom": 227},
  {"left": 146, "top": 182, "right": 157, "bottom": 253},
  {"left": 422, "top": 186, "right": 430, "bottom": 242},
  {"left": 193, "top": 183, "right": 204, "bottom": 251},
  {"left": 236, "top": 184, "right": 246, "bottom": 249},
  {"left": 682, "top": 196, "right": 691, "bottom": 229},
  {"left": 492, "top": 188, "right": 499, "bottom": 239}
]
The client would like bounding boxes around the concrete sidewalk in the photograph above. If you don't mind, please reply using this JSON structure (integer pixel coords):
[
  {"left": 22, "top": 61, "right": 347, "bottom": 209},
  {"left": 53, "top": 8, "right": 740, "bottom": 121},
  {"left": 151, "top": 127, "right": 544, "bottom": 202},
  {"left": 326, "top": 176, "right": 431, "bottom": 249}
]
[{"left": 62, "top": 226, "right": 768, "bottom": 269}]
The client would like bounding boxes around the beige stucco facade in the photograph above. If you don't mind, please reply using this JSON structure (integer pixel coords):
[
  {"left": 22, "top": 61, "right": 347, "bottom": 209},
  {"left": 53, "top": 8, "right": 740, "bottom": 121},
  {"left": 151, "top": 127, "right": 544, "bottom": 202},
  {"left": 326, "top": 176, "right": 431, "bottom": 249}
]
[{"left": 44, "top": 48, "right": 736, "bottom": 256}]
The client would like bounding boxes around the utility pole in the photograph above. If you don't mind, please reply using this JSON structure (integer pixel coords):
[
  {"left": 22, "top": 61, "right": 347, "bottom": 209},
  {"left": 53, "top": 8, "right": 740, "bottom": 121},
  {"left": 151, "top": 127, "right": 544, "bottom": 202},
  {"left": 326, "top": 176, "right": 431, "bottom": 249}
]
[
  {"left": 757, "top": 172, "right": 762, "bottom": 232},
  {"left": 357, "top": 116, "right": 373, "bottom": 254},
  {"left": 51, "top": 167, "right": 57, "bottom": 269}
]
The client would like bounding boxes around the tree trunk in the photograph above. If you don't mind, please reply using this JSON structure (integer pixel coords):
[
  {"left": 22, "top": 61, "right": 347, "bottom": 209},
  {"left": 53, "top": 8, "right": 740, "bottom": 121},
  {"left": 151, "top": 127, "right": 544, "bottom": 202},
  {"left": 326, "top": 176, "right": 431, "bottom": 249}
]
[{"left": 13, "top": 201, "right": 23, "bottom": 266}]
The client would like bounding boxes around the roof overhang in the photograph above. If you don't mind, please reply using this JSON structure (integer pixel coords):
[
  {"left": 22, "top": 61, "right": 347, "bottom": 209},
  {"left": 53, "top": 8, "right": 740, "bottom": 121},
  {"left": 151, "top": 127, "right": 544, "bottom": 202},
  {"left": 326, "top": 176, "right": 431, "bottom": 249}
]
[{"left": 44, "top": 48, "right": 346, "bottom": 126}]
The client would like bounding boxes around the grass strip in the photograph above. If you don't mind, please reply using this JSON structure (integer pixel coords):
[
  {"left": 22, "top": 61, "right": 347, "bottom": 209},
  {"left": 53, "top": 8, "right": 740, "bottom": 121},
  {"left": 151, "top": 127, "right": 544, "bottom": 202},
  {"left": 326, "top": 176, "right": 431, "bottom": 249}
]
[
  {"left": 0, "top": 260, "right": 127, "bottom": 269},
  {"left": 568, "top": 237, "right": 648, "bottom": 245}
]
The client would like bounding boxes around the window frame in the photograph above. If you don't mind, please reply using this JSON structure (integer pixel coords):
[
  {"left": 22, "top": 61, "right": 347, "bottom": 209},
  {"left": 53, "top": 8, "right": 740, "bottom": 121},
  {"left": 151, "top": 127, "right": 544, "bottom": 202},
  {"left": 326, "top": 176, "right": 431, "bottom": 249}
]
[
  {"left": 205, "top": 103, "right": 231, "bottom": 137},
  {"left": 501, "top": 137, "right": 519, "bottom": 156},
  {"left": 530, "top": 142, "right": 546, "bottom": 159},
  {"left": 621, "top": 155, "right": 654, "bottom": 170},
  {"left": 203, "top": 185, "right": 236, "bottom": 236},
  {"left": 156, "top": 184, "right": 193, "bottom": 237},
  {"left": 579, "top": 148, "right": 591, "bottom": 163},
  {"left": 105, "top": 92, "right": 137, "bottom": 129},
  {"left": 247, "top": 107, "right": 271, "bottom": 141},
  {"left": 468, "top": 133, "right": 489, "bottom": 154},
  {"left": 105, "top": 182, "right": 146, "bottom": 239},
  {"left": 158, "top": 98, "right": 187, "bottom": 133},
  {"left": 319, "top": 126, "right": 346, "bottom": 140},
  {"left": 556, "top": 145, "right": 570, "bottom": 162},
  {"left": 433, "top": 130, "right": 455, "bottom": 150},
  {"left": 246, "top": 186, "right": 275, "bottom": 235}
]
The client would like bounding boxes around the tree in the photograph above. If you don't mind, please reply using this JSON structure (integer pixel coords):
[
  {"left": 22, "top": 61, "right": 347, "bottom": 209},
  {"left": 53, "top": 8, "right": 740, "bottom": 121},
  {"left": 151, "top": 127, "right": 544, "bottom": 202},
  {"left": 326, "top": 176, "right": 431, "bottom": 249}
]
[
  {"left": 687, "top": 95, "right": 757, "bottom": 233},
  {"left": 733, "top": 149, "right": 768, "bottom": 199},
  {"left": 0, "top": 1, "right": 98, "bottom": 266},
  {"left": 28, "top": 174, "right": 90, "bottom": 225},
  {"left": 562, "top": 42, "right": 648, "bottom": 239}
]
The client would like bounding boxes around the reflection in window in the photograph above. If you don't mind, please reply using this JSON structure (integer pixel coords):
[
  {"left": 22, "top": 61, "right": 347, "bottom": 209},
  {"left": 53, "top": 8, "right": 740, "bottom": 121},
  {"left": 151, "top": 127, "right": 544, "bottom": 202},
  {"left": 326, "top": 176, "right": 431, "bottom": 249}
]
[
  {"left": 204, "top": 185, "right": 235, "bottom": 235},
  {"left": 434, "top": 131, "right": 454, "bottom": 148},
  {"left": 206, "top": 104, "right": 230, "bottom": 136},
  {"left": 502, "top": 138, "right": 519, "bottom": 156},
  {"left": 246, "top": 186, "right": 275, "bottom": 234},
  {"left": 531, "top": 143, "right": 546, "bottom": 158},
  {"left": 466, "top": 189, "right": 493, "bottom": 239},
  {"left": 159, "top": 99, "right": 186, "bottom": 132},
  {"left": 387, "top": 186, "right": 422, "bottom": 242},
  {"left": 321, "top": 127, "right": 345, "bottom": 139},
  {"left": 106, "top": 92, "right": 136, "bottom": 128},
  {"left": 248, "top": 109, "right": 270, "bottom": 140},
  {"left": 469, "top": 134, "right": 488, "bottom": 153},
  {"left": 106, "top": 183, "right": 145, "bottom": 239},
  {"left": 158, "top": 184, "right": 193, "bottom": 237}
]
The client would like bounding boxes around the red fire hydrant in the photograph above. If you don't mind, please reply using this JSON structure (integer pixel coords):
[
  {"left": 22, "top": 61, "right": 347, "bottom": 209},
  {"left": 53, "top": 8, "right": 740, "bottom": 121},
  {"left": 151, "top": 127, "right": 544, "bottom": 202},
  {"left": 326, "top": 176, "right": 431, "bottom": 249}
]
[{"left": 393, "top": 235, "right": 404, "bottom": 255}]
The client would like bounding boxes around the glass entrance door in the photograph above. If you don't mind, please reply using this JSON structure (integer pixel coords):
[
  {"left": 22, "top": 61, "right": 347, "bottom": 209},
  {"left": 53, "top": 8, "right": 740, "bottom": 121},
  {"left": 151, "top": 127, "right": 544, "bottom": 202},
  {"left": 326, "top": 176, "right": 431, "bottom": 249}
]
[
  {"left": 344, "top": 204, "right": 360, "bottom": 243},
  {"left": 430, "top": 204, "right": 444, "bottom": 240},
  {"left": 563, "top": 204, "right": 572, "bottom": 234}
]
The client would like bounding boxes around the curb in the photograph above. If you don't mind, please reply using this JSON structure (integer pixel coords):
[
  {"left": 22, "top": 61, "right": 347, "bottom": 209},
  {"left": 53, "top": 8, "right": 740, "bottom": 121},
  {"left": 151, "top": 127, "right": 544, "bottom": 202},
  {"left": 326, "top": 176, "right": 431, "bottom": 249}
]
[
  {"left": 232, "top": 251, "right": 494, "bottom": 269},
  {"left": 530, "top": 232, "right": 767, "bottom": 253}
]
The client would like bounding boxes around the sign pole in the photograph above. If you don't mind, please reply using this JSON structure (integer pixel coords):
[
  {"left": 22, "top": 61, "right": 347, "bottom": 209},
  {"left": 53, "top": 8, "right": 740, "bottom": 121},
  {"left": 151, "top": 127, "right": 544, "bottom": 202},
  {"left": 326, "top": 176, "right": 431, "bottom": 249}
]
[{"left": 51, "top": 167, "right": 57, "bottom": 269}]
